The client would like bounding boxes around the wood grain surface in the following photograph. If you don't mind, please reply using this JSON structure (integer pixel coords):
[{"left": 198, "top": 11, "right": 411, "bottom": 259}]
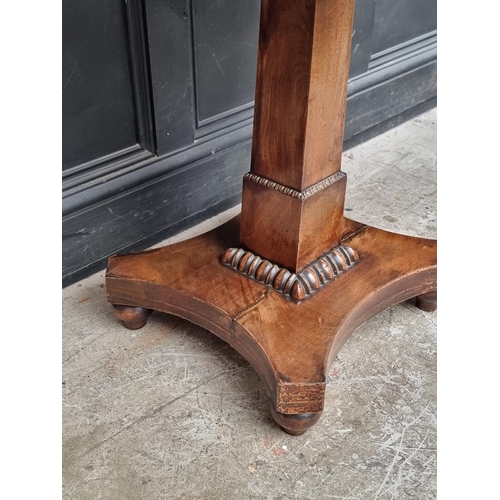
[
  {"left": 105, "top": 0, "right": 436, "bottom": 436},
  {"left": 107, "top": 216, "right": 437, "bottom": 434},
  {"left": 251, "top": 0, "right": 356, "bottom": 190},
  {"left": 240, "top": 174, "right": 347, "bottom": 271},
  {"left": 240, "top": 0, "right": 356, "bottom": 273}
]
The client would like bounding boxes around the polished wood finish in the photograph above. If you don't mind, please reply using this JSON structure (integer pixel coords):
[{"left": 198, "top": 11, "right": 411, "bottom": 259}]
[
  {"left": 251, "top": 0, "right": 356, "bottom": 189},
  {"left": 106, "top": 216, "right": 437, "bottom": 434},
  {"left": 240, "top": 172, "right": 347, "bottom": 272},
  {"left": 270, "top": 405, "right": 323, "bottom": 436},
  {"left": 221, "top": 241, "right": 358, "bottom": 301},
  {"left": 240, "top": 0, "right": 356, "bottom": 271},
  {"left": 416, "top": 291, "right": 437, "bottom": 312},
  {"left": 111, "top": 305, "right": 153, "bottom": 330},
  {"left": 105, "top": 0, "right": 437, "bottom": 435}
]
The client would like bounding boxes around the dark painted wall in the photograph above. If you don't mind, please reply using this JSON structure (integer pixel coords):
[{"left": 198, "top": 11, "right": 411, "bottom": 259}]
[{"left": 62, "top": 0, "right": 437, "bottom": 286}]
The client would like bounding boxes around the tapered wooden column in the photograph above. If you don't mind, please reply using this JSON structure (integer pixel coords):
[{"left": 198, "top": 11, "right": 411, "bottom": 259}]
[{"left": 240, "top": 0, "right": 355, "bottom": 272}]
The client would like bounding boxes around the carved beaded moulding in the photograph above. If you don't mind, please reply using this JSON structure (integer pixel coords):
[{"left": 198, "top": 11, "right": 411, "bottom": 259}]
[
  {"left": 221, "top": 244, "right": 359, "bottom": 301},
  {"left": 244, "top": 171, "right": 346, "bottom": 200}
]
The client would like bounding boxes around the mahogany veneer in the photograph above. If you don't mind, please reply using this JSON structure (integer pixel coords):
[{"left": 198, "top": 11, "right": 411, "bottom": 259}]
[{"left": 106, "top": 0, "right": 437, "bottom": 435}]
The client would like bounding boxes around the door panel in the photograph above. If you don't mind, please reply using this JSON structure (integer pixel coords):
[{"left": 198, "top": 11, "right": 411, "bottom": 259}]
[
  {"left": 62, "top": 0, "right": 138, "bottom": 170},
  {"left": 192, "top": 0, "right": 260, "bottom": 126},
  {"left": 145, "top": 0, "right": 195, "bottom": 156},
  {"left": 372, "top": 0, "right": 437, "bottom": 55}
]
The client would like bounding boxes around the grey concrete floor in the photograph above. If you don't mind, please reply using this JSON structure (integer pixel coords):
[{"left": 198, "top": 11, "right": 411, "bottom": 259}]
[{"left": 63, "top": 109, "right": 437, "bottom": 500}]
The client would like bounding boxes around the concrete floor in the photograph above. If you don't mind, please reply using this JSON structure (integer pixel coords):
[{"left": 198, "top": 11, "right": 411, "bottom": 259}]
[{"left": 63, "top": 109, "right": 437, "bottom": 499}]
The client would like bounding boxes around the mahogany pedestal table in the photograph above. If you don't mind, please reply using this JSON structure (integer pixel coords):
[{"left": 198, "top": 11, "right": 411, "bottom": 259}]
[{"left": 106, "top": 0, "right": 437, "bottom": 436}]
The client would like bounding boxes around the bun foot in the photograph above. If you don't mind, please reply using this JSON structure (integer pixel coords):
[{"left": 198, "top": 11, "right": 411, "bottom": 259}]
[
  {"left": 416, "top": 290, "right": 437, "bottom": 312},
  {"left": 112, "top": 305, "right": 153, "bottom": 330},
  {"left": 270, "top": 404, "right": 322, "bottom": 436}
]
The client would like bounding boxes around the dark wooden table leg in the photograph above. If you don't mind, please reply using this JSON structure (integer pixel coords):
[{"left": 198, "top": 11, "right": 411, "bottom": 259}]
[
  {"left": 416, "top": 291, "right": 438, "bottom": 312},
  {"left": 106, "top": 0, "right": 437, "bottom": 435},
  {"left": 111, "top": 305, "right": 153, "bottom": 330}
]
